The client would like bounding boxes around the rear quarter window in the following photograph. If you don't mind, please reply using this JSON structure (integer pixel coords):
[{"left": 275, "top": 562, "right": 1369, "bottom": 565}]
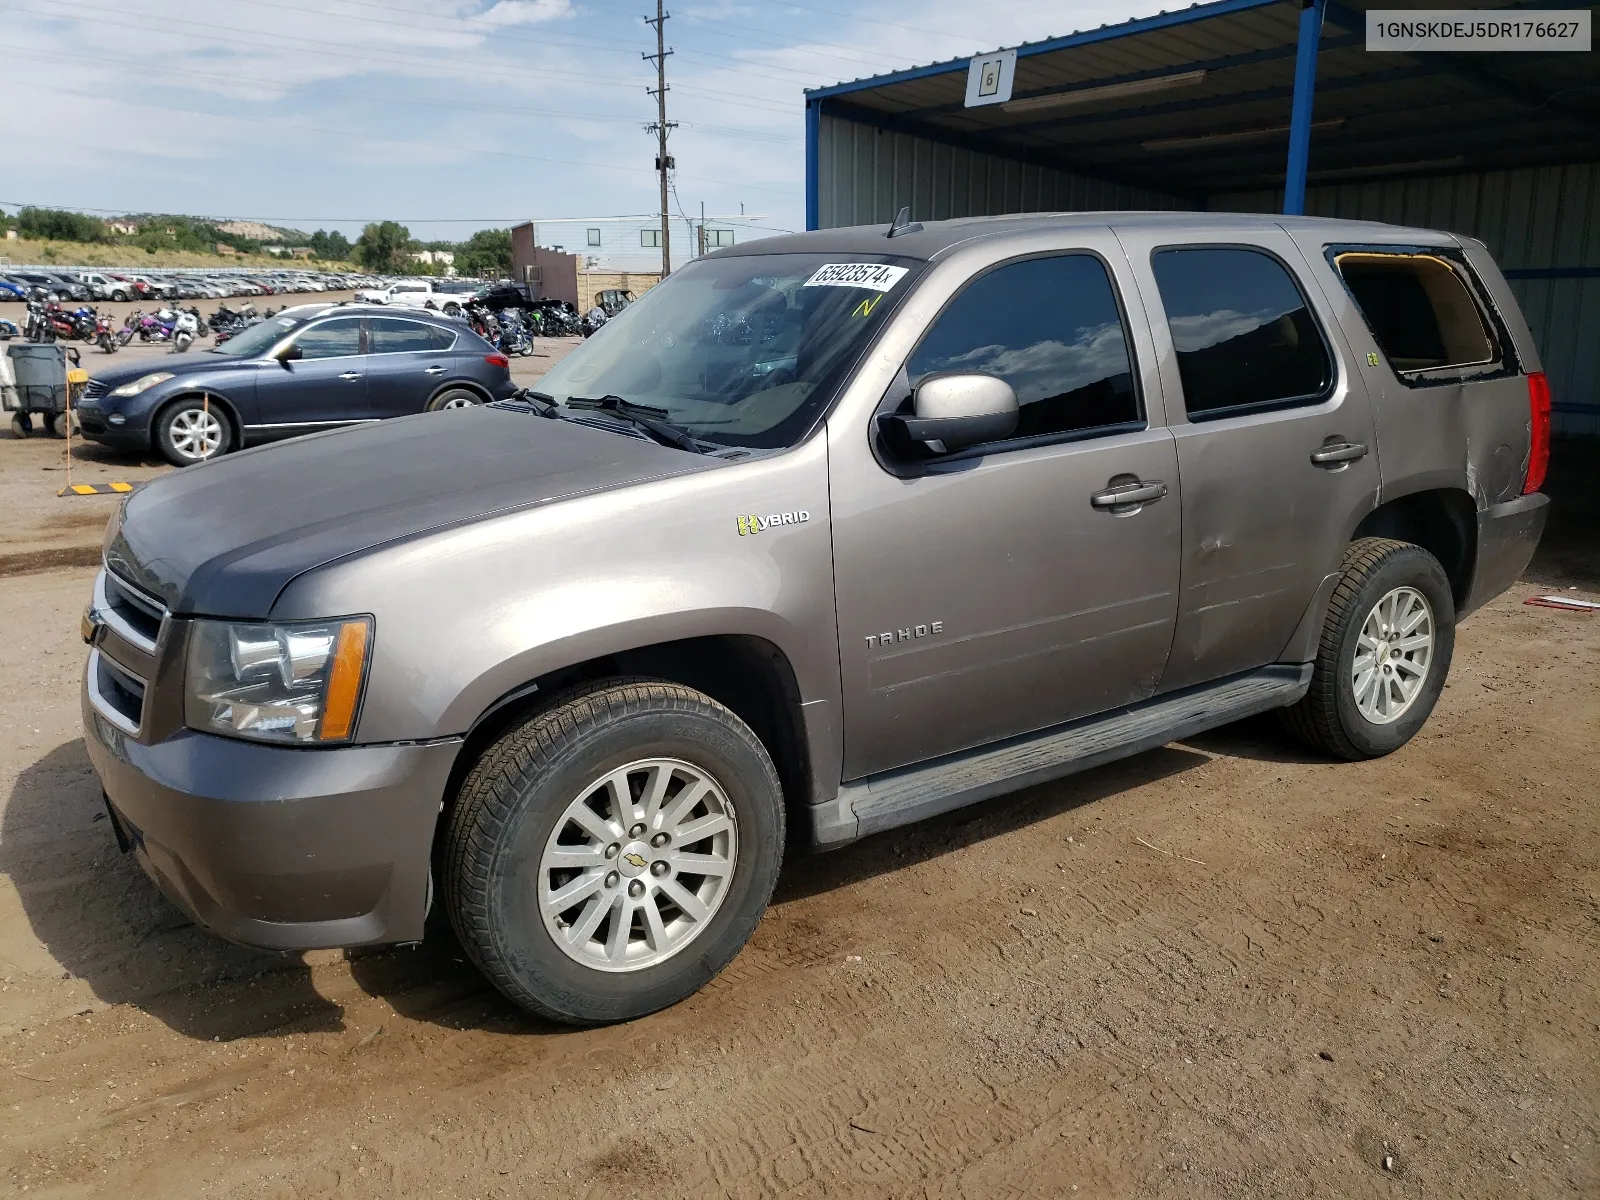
[{"left": 1330, "top": 250, "right": 1500, "bottom": 379}]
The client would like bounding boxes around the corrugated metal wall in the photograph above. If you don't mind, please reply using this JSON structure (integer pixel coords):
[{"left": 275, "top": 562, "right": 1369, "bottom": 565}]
[
  {"left": 816, "top": 114, "right": 1184, "bottom": 230},
  {"left": 1215, "top": 163, "right": 1600, "bottom": 436}
]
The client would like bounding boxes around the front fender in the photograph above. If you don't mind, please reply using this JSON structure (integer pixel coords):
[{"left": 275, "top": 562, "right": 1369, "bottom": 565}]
[{"left": 268, "top": 436, "right": 841, "bottom": 745}]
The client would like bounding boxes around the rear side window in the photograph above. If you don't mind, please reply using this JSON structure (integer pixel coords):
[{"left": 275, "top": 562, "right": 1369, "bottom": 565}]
[
  {"left": 907, "top": 253, "right": 1140, "bottom": 445},
  {"left": 369, "top": 317, "right": 452, "bottom": 353},
  {"left": 1332, "top": 251, "right": 1497, "bottom": 375},
  {"left": 1150, "top": 247, "right": 1333, "bottom": 418}
]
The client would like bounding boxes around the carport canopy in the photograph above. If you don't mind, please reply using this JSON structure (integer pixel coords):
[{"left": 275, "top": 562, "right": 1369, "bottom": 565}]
[{"left": 803, "top": 0, "right": 1600, "bottom": 226}]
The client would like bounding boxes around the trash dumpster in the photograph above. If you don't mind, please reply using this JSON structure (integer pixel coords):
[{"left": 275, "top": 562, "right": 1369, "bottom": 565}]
[{"left": 4, "top": 342, "right": 83, "bottom": 438}]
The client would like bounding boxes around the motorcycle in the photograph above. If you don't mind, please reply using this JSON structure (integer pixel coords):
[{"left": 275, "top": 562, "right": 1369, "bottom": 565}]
[
  {"left": 170, "top": 308, "right": 200, "bottom": 353},
  {"left": 581, "top": 306, "right": 608, "bottom": 338},
  {"left": 117, "top": 310, "right": 142, "bottom": 346},
  {"left": 94, "top": 312, "right": 119, "bottom": 354},
  {"left": 494, "top": 308, "right": 534, "bottom": 356},
  {"left": 0, "top": 317, "right": 17, "bottom": 341},
  {"left": 24, "top": 301, "right": 54, "bottom": 343}
]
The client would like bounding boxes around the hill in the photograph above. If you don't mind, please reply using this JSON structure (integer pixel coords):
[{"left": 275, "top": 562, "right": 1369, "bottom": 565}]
[{"left": 0, "top": 235, "right": 352, "bottom": 271}]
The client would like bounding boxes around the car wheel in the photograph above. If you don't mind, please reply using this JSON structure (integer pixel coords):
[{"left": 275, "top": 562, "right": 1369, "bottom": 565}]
[
  {"left": 155, "top": 398, "right": 232, "bottom": 466},
  {"left": 426, "top": 388, "right": 482, "bottom": 412},
  {"left": 1280, "top": 538, "right": 1456, "bottom": 761},
  {"left": 443, "top": 303, "right": 461, "bottom": 317},
  {"left": 111, "top": 290, "right": 128, "bottom": 302},
  {"left": 442, "top": 679, "right": 785, "bottom": 1025}
]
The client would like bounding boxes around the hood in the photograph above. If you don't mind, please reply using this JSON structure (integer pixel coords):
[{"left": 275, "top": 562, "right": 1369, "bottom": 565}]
[
  {"left": 106, "top": 407, "right": 720, "bottom": 618},
  {"left": 88, "top": 353, "right": 256, "bottom": 388}
]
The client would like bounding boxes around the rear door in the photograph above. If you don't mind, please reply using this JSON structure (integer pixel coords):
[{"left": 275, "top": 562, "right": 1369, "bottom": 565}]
[
  {"left": 251, "top": 316, "right": 368, "bottom": 429},
  {"left": 364, "top": 316, "right": 457, "bottom": 416},
  {"left": 1115, "top": 225, "right": 1380, "bottom": 690}
]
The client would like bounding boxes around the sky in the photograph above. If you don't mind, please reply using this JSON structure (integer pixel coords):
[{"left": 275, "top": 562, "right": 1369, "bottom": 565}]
[{"left": 1, "top": 0, "right": 1167, "bottom": 244}]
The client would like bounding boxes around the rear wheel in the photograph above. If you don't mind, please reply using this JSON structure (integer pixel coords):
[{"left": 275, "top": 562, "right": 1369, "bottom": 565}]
[
  {"left": 1280, "top": 538, "right": 1456, "bottom": 760},
  {"left": 45, "top": 411, "right": 74, "bottom": 438},
  {"left": 426, "top": 388, "right": 482, "bottom": 412},
  {"left": 155, "top": 399, "right": 232, "bottom": 466},
  {"left": 442, "top": 679, "right": 785, "bottom": 1024}
]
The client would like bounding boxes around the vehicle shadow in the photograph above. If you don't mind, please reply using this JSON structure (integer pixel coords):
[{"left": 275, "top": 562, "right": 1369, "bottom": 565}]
[{"left": 3, "top": 739, "right": 348, "bottom": 1041}]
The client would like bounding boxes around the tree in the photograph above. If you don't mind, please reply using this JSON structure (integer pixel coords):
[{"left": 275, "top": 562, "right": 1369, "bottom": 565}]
[
  {"left": 454, "top": 228, "right": 513, "bottom": 277},
  {"left": 17, "top": 206, "right": 110, "bottom": 243},
  {"left": 309, "top": 229, "right": 351, "bottom": 261},
  {"left": 354, "top": 221, "right": 414, "bottom": 272}
]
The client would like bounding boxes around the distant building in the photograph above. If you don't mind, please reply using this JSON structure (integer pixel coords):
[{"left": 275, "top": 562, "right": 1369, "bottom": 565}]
[
  {"left": 108, "top": 221, "right": 139, "bottom": 235},
  {"left": 410, "top": 249, "right": 455, "bottom": 266},
  {"left": 509, "top": 213, "right": 771, "bottom": 311}
]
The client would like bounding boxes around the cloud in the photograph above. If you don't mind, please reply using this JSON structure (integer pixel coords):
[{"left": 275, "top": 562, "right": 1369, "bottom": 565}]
[{"left": 476, "top": 0, "right": 573, "bottom": 27}]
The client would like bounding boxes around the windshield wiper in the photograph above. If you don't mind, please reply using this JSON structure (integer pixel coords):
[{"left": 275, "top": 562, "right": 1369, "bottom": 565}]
[
  {"left": 496, "top": 388, "right": 565, "bottom": 418},
  {"left": 566, "top": 394, "right": 710, "bottom": 453}
]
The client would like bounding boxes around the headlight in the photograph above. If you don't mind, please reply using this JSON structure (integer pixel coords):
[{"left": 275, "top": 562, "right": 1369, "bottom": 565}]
[
  {"left": 185, "top": 617, "right": 372, "bottom": 745},
  {"left": 110, "top": 372, "right": 173, "bottom": 397}
]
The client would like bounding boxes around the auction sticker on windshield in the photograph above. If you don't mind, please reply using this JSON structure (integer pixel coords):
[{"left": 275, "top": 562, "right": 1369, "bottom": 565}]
[{"left": 803, "top": 263, "right": 909, "bottom": 291}]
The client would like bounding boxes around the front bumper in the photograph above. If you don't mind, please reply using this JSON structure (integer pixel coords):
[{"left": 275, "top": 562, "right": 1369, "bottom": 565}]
[
  {"left": 75, "top": 408, "right": 150, "bottom": 447},
  {"left": 83, "top": 679, "right": 461, "bottom": 950},
  {"left": 1462, "top": 491, "right": 1550, "bottom": 616}
]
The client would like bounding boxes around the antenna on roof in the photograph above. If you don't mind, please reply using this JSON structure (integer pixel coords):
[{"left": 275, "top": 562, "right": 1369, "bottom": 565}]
[{"left": 887, "top": 206, "right": 923, "bottom": 238}]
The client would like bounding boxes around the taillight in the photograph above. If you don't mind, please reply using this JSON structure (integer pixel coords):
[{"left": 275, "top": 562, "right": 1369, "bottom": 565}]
[
  {"left": 1524, "top": 371, "right": 1551, "bottom": 494},
  {"left": 485, "top": 353, "right": 510, "bottom": 369}
]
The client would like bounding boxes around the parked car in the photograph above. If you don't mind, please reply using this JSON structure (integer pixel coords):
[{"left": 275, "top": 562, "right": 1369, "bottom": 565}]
[
  {"left": 354, "top": 279, "right": 439, "bottom": 307},
  {"left": 0, "top": 277, "right": 27, "bottom": 302},
  {"left": 74, "top": 304, "right": 514, "bottom": 465},
  {"left": 80, "top": 212, "right": 1549, "bottom": 1025}
]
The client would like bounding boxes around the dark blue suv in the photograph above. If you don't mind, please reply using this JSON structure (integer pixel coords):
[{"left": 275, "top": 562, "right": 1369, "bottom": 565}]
[{"left": 76, "top": 305, "right": 516, "bottom": 465}]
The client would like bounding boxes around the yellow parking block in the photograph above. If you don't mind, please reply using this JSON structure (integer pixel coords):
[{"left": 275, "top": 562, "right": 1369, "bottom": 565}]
[{"left": 59, "top": 482, "right": 135, "bottom": 497}]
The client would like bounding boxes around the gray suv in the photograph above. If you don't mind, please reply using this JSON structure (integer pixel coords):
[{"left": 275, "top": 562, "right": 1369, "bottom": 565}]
[{"left": 81, "top": 213, "right": 1550, "bottom": 1024}]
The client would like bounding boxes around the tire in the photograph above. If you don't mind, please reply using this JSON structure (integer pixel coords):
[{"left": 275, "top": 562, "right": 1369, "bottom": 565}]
[
  {"left": 442, "top": 303, "right": 461, "bottom": 317},
  {"left": 154, "top": 398, "right": 232, "bottom": 466},
  {"left": 10, "top": 413, "right": 32, "bottom": 438},
  {"left": 426, "top": 387, "right": 483, "bottom": 412},
  {"left": 1280, "top": 538, "right": 1456, "bottom": 761},
  {"left": 45, "top": 411, "right": 74, "bottom": 438},
  {"left": 111, "top": 290, "right": 128, "bottom": 303},
  {"left": 442, "top": 678, "right": 785, "bottom": 1024}
]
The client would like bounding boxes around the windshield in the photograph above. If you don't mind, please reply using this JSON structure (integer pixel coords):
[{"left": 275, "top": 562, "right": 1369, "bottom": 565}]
[
  {"left": 208, "top": 314, "right": 304, "bottom": 357},
  {"left": 536, "top": 252, "right": 919, "bottom": 449}
]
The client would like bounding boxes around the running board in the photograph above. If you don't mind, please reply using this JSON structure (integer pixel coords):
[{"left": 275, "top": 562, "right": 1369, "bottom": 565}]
[{"left": 809, "top": 664, "right": 1313, "bottom": 849}]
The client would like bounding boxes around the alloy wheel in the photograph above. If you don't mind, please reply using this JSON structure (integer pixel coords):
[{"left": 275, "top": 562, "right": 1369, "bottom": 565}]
[
  {"left": 538, "top": 757, "right": 738, "bottom": 973},
  {"left": 169, "top": 407, "right": 224, "bottom": 460},
  {"left": 1352, "top": 585, "right": 1434, "bottom": 724}
]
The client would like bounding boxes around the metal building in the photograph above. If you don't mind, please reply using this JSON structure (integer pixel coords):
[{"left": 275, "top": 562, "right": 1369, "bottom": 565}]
[{"left": 803, "top": 0, "right": 1600, "bottom": 433}]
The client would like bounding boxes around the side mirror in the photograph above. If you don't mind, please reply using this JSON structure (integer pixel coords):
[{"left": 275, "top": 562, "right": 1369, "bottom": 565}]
[
  {"left": 880, "top": 372, "right": 1018, "bottom": 454},
  {"left": 277, "top": 342, "right": 302, "bottom": 364}
]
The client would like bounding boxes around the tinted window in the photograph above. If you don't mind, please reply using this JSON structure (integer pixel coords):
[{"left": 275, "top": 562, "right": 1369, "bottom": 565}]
[
  {"left": 292, "top": 318, "right": 363, "bottom": 360},
  {"left": 1333, "top": 251, "right": 1496, "bottom": 374},
  {"left": 1151, "top": 248, "right": 1331, "bottom": 417},
  {"left": 369, "top": 318, "right": 451, "bottom": 353},
  {"left": 906, "top": 254, "right": 1139, "bottom": 443}
]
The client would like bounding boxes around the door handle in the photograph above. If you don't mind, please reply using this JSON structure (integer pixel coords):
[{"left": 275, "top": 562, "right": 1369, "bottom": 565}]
[
  {"left": 424, "top": 365, "right": 447, "bottom": 374},
  {"left": 339, "top": 371, "right": 363, "bottom": 381},
  {"left": 1309, "top": 440, "right": 1367, "bottom": 469},
  {"left": 1090, "top": 480, "right": 1168, "bottom": 511}
]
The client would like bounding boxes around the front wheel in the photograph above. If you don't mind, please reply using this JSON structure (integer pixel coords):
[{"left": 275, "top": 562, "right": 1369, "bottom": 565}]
[
  {"left": 442, "top": 679, "right": 785, "bottom": 1024},
  {"left": 154, "top": 399, "right": 232, "bottom": 466},
  {"left": 1280, "top": 538, "right": 1456, "bottom": 760}
]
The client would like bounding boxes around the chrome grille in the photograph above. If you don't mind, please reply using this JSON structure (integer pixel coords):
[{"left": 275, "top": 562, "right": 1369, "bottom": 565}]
[{"left": 98, "top": 569, "right": 167, "bottom": 653}]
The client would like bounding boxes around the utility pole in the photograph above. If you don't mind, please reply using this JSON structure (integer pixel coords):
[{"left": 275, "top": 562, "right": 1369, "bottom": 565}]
[
  {"left": 697, "top": 200, "right": 706, "bottom": 258},
  {"left": 644, "top": 2, "right": 676, "bottom": 276}
]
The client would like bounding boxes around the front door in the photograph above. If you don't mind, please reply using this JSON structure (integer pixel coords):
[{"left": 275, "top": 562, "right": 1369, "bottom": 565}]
[
  {"left": 1115, "top": 226, "right": 1381, "bottom": 691},
  {"left": 831, "top": 247, "right": 1183, "bottom": 780},
  {"left": 253, "top": 315, "right": 368, "bottom": 430}
]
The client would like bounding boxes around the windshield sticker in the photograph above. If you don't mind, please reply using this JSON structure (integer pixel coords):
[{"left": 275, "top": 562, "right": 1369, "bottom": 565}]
[{"left": 803, "top": 263, "right": 909, "bottom": 292}]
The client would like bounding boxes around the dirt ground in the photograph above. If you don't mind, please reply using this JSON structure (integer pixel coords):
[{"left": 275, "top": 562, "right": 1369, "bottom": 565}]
[{"left": 0, "top": 426, "right": 1596, "bottom": 1196}]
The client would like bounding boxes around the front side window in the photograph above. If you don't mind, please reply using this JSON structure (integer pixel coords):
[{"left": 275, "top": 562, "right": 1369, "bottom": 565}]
[
  {"left": 1332, "top": 250, "right": 1498, "bottom": 376},
  {"left": 291, "top": 318, "right": 363, "bottom": 360},
  {"left": 369, "top": 317, "right": 450, "bottom": 354},
  {"left": 1151, "top": 247, "right": 1332, "bottom": 418},
  {"left": 906, "top": 253, "right": 1140, "bottom": 444},
  {"left": 536, "top": 252, "right": 917, "bottom": 449}
]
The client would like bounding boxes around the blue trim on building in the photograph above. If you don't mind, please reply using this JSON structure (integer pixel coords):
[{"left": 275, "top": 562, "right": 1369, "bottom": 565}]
[
  {"left": 805, "top": 99, "right": 821, "bottom": 231},
  {"left": 1503, "top": 267, "right": 1600, "bottom": 280},
  {"left": 1282, "top": 0, "right": 1327, "bottom": 216},
  {"left": 802, "top": 0, "right": 1291, "bottom": 101}
]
